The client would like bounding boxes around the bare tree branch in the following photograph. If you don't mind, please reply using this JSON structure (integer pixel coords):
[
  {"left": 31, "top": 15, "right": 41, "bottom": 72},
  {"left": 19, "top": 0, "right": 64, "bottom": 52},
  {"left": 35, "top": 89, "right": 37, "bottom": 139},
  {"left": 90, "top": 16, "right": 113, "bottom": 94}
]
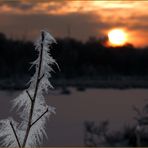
[
  {"left": 31, "top": 108, "right": 48, "bottom": 127},
  {"left": 39, "top": 74, "right": 44, "bottom": 82},
  {"left": 26, "top": 90, "right": 33, "bottom": 102},
  {"left": 10, "top": 122, "right": 21, "bottom": 148},
  {"left": 22, "top": 31, "right": 45, "bottom": 147}
]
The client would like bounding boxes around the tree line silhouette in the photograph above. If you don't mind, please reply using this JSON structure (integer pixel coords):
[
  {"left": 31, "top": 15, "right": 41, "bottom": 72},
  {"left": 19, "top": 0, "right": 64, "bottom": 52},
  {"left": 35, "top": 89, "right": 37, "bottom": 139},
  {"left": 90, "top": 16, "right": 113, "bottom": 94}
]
[{"left": 0, "top": 32, "right": 148, "bottom": 84}]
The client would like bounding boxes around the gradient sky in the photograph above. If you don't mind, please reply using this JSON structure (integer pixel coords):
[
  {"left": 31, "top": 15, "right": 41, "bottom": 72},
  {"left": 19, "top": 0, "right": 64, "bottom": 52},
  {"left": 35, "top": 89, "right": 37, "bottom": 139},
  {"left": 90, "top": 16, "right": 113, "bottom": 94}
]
[{"left": 0, "top": 0, "right": 148, "bottom": 47}]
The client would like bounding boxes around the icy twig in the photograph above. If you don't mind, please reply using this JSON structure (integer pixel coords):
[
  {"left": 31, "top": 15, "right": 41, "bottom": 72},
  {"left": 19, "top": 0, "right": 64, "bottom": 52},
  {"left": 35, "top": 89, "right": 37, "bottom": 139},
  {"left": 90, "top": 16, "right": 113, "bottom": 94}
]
[{"left": 9, "top": 122, "right": 21, "bottom": 148}]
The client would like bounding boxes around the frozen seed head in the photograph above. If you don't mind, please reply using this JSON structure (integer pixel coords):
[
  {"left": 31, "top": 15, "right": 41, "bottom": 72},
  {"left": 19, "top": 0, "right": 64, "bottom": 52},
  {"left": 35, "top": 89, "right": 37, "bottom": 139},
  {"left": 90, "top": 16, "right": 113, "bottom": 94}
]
[{"left": 41, "top": 30, "right": 57, "bottom": 44}]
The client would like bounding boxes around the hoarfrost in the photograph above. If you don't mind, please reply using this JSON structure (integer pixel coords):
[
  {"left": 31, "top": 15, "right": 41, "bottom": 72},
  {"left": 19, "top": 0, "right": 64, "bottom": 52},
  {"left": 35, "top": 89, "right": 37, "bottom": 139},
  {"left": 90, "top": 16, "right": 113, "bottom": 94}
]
[{"left": 0, "top": 30, "right": 58, "bottom": 147}]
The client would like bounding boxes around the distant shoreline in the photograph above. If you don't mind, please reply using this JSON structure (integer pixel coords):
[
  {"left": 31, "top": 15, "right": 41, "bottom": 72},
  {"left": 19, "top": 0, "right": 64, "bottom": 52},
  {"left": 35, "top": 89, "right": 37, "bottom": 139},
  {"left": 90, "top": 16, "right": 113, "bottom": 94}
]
[{"left": 1, "top": 78, "right": 148, "bottom": 90}]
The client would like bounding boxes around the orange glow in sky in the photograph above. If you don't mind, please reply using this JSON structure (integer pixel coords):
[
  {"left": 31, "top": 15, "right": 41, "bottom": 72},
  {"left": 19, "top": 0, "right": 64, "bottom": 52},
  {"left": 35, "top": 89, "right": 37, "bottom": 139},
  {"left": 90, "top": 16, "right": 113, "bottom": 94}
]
[{"left": 0, "top": 1, "right": 147, "bottom": 47}]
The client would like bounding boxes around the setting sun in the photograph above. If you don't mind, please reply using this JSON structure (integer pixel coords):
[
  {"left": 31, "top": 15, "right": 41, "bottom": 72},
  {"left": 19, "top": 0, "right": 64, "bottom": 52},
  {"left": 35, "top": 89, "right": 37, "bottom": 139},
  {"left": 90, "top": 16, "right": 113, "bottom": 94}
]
[{"left": 108, "top": 29, "right": 127, "bottom": 46}]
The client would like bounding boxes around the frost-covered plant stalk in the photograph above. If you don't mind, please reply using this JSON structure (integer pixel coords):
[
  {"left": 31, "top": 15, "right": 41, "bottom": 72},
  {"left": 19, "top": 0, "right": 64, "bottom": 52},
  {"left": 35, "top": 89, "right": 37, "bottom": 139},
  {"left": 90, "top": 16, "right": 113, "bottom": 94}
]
[{"left": 0, "top": 30, "right": 58, "bottom": 147}]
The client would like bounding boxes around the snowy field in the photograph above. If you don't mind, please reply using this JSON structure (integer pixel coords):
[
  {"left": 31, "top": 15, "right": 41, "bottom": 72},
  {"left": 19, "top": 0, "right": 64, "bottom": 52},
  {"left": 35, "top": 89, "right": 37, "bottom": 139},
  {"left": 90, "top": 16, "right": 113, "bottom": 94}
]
[{"left": 0, "top": 88, "right": 147, "bottom": 146}]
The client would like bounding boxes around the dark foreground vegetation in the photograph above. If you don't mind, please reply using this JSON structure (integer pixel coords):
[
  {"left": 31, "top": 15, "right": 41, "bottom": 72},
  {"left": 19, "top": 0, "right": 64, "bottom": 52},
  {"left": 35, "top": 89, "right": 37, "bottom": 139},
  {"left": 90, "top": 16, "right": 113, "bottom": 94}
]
[
  {"left": 84, "top": 104, "right": 148, "bottom": 147},
  {"left": 84, "top": 120, "right": 148, "bottom": 147},
  {"left": 0, "top": 32, "right": 148, "bottom": 89}
]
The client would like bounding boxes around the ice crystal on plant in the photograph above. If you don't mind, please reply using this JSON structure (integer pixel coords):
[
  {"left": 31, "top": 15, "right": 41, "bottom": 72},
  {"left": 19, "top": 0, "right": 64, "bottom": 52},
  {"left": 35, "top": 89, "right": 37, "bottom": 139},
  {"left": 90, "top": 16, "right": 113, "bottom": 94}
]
[
  {"left": 29, "top": 30, "right": 58, "bottom": 93},
  {"left": 25, "top": 110, "right": 50, "bottom": 147},
  {"left": 48, "top": 106, "right": 56, "bottom": 114},
  {"left": 12, "top": 90, "right": 32, "bottom": 120},
  {"left": 0, "top": 30, "right": 58, "bottom": 147},
  {"left": 0, "top": 118, "right": 19, "bottom": 147}
]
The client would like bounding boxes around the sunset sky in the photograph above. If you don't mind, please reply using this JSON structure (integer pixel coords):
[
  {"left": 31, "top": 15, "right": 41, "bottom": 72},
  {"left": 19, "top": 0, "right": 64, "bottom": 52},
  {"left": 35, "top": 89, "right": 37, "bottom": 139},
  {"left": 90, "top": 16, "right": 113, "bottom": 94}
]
[{"left": 0, "top": 0, "right": 148, "bottom": 47}]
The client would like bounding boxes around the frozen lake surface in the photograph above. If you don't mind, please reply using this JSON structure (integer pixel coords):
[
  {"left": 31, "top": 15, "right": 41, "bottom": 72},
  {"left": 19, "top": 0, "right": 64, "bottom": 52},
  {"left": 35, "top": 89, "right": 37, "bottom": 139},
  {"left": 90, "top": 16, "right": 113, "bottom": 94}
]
[{"left": 0, "top": 88, "right": 147, "bottom": 146}]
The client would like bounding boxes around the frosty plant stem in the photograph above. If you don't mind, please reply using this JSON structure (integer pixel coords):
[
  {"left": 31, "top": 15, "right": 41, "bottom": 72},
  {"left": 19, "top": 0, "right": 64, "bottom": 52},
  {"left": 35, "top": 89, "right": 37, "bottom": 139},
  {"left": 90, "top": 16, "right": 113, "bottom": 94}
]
[
  {"left": 0, "top": 30, "right": 58, "bottom": 147},
  {"left": 22, "top": 32, "right": 45, "bottom": 147},
  {"left": 10, "top": 122, "right": 21, "bottom": 148}
]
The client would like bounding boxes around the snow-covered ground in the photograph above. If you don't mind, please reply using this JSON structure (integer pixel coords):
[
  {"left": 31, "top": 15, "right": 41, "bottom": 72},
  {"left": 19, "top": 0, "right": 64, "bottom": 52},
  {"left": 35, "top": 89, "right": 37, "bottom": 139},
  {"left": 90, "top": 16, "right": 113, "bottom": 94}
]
[{"left": 0, "top": 88, "right": 147, "bottom": 146}]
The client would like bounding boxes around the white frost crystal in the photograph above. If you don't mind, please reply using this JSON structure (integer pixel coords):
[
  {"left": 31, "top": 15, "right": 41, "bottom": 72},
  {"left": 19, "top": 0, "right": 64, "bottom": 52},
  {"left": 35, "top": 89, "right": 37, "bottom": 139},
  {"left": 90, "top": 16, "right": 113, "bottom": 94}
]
[
  {"left": 0, "top": 30, "right": 58, "bottom": 147},
  {"left": 30, "top": 30, "right": 58, "bottom": 93},
  {"left": 0, "top": 118, "right": 19, "bottom": 147},
  {"left": 48, "top": 106, "right": 56, "bottom": 115},
  {"left": 25, "top": 110, "right": 50, "bottom": 147}
]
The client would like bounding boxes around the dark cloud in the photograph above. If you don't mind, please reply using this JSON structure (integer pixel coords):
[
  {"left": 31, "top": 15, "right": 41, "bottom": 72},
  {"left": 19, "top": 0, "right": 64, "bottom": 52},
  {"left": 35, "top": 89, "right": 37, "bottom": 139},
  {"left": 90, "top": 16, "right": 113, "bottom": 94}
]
[
  {"left": 0, "top": 13, "right": 110, "bottom": 41},
  {"left": 0, "top": 1, "right": 68, "bottom": 12},
  {"left": 0, "top": 1, "right": 34, "bottom": 10},
  {"left": 128, "top": 15, "right": 148, "bottom": 29}
]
